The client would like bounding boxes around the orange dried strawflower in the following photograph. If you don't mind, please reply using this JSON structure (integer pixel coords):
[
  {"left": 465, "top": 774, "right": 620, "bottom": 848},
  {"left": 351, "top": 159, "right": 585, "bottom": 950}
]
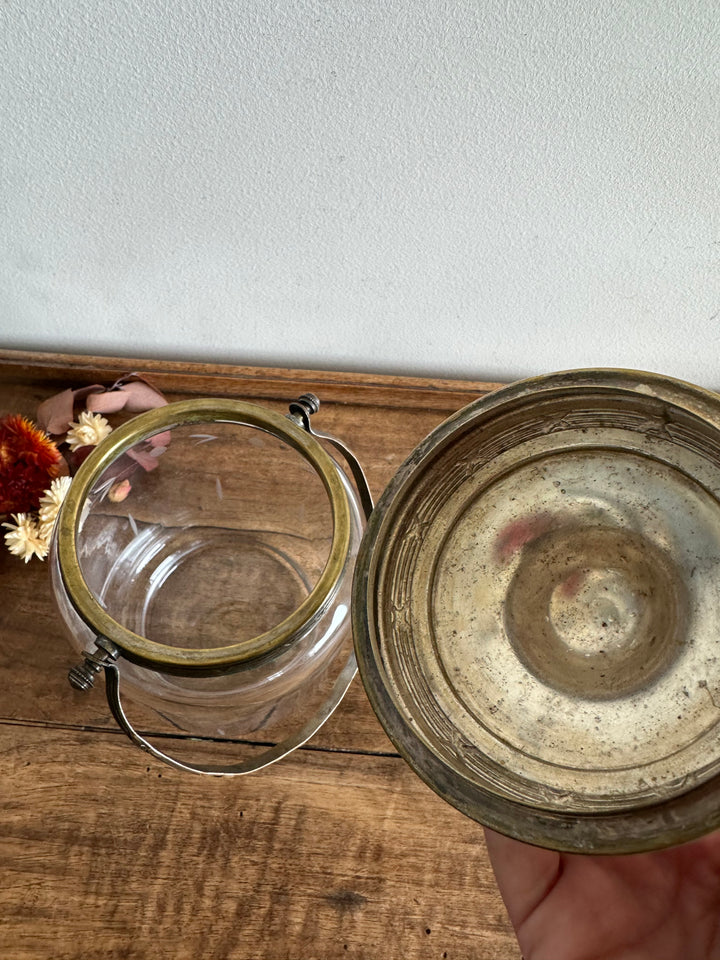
[{"left": 0, "top": 414, "right": 62, "bottom": 516}]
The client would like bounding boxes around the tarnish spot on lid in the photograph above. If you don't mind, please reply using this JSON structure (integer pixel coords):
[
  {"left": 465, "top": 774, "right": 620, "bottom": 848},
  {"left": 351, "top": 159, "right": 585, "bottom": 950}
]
[{"left": 633, "top": 383, "right": 661, "bottom": 398}]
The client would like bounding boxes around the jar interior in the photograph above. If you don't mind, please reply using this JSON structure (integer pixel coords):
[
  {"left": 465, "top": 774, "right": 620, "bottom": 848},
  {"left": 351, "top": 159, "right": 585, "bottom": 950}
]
[{"left": 75, "top": 419, "right": 334, "bottom": 652}]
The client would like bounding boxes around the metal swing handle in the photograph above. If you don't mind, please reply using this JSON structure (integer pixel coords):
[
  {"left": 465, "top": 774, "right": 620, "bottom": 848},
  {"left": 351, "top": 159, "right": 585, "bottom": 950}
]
[
  {"left": 70, "top": 636, "right": 359, "bottom": 776},
  {"left": 287, "top": 393, "right": 375, "bottom": 521}
]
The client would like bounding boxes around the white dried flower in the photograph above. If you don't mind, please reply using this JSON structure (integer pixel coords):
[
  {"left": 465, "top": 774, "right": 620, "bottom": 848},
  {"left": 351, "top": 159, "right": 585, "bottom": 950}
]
[
  {"left": 38, "top": 475, "right": 72, "bottom": 540},
  {"left": 66, "top": 411, "right": 112, "bottom": 451},
  {"left": 3, "top": 513, "right": 49, "bottom": 562}
]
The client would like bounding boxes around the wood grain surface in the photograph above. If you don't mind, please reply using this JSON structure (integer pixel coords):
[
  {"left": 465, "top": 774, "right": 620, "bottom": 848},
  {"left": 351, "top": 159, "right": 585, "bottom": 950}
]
[{"left": 0, "top": 350, "right": 520, "bottom": 960}]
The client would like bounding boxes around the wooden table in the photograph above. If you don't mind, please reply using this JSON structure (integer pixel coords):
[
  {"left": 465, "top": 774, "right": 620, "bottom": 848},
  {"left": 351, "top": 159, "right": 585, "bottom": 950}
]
[{"left": 0, "top": 350, "right": 520, "bottom": 960}]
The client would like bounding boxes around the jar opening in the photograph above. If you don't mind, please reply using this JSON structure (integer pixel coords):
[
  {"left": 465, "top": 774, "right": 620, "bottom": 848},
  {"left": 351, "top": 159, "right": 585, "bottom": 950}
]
[{"left": 57, "top": 399, "right": 352, "bottom": 673}]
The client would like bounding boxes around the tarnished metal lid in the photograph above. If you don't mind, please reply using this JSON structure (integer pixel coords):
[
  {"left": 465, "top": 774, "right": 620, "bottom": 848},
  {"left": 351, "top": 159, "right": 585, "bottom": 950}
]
[{"left": 353, "top": 369, "right": 720, "bottom": 853}]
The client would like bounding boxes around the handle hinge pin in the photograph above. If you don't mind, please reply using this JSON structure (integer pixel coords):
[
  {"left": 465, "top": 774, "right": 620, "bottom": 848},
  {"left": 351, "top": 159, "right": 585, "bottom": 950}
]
[
  {"left": 287, "top": 393, "right": 321, "bottom": 430},
  {"left": 68, "top": 637, "right": 120, "bottom": 691}
]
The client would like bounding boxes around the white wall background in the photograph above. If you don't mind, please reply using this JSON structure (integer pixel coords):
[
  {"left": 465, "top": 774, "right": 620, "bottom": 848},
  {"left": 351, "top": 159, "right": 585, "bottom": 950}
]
[{"left": 1, "top": 0, "right": 719, "bottom": 385}]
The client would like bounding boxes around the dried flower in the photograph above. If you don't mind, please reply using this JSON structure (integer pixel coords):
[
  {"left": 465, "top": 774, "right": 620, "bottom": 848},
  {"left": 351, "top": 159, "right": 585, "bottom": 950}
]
[
  {"left": 65, "top": 411, "right": 112, "bottom": 452},
  {"left": 108, "top": 478, "right": 132, "bottom": 502},
  {"left": 0, "top": 414, "right": 62, "bottom": 515},
  {"left": 2, "top": 513, "right": 49, "bottom": 563},
  {"left": 38, "top": 476, "right": 72, "bottom": 540},
  {"left": 4, "top": 375, "right": 168, "bottom": 562}
]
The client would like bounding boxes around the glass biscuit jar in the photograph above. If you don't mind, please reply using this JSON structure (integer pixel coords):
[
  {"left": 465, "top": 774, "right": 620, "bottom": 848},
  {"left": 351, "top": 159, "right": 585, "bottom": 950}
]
[{"left": 51, "top": 394, "right": 369, "bottom": 775}]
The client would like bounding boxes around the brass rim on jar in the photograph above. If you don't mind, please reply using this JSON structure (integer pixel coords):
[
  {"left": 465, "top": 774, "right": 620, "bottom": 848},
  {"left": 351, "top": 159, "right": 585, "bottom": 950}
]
[
  {"left": 57, "top": 398, "right": 352, "bottom": 674},
  {"left": 353, "top": 369, "right": 720, "bottom": 853}
]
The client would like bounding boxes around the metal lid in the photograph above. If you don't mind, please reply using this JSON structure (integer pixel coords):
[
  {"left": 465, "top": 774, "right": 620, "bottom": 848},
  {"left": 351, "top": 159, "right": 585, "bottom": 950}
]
[{"left": 353, "top": 369, "right": 720, "bottom": 852}]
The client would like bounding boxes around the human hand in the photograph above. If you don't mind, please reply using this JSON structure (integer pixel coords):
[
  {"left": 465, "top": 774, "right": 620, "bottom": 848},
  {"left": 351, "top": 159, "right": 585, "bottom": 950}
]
[{"left": 484, "top": 827, "right": 720, "bottom": 960}]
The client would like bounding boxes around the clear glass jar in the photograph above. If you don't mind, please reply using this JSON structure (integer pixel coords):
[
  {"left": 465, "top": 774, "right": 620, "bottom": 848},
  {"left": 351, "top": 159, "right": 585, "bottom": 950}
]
[{"left": 51, "top": 395, "right": 368, "bottom": 774}]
